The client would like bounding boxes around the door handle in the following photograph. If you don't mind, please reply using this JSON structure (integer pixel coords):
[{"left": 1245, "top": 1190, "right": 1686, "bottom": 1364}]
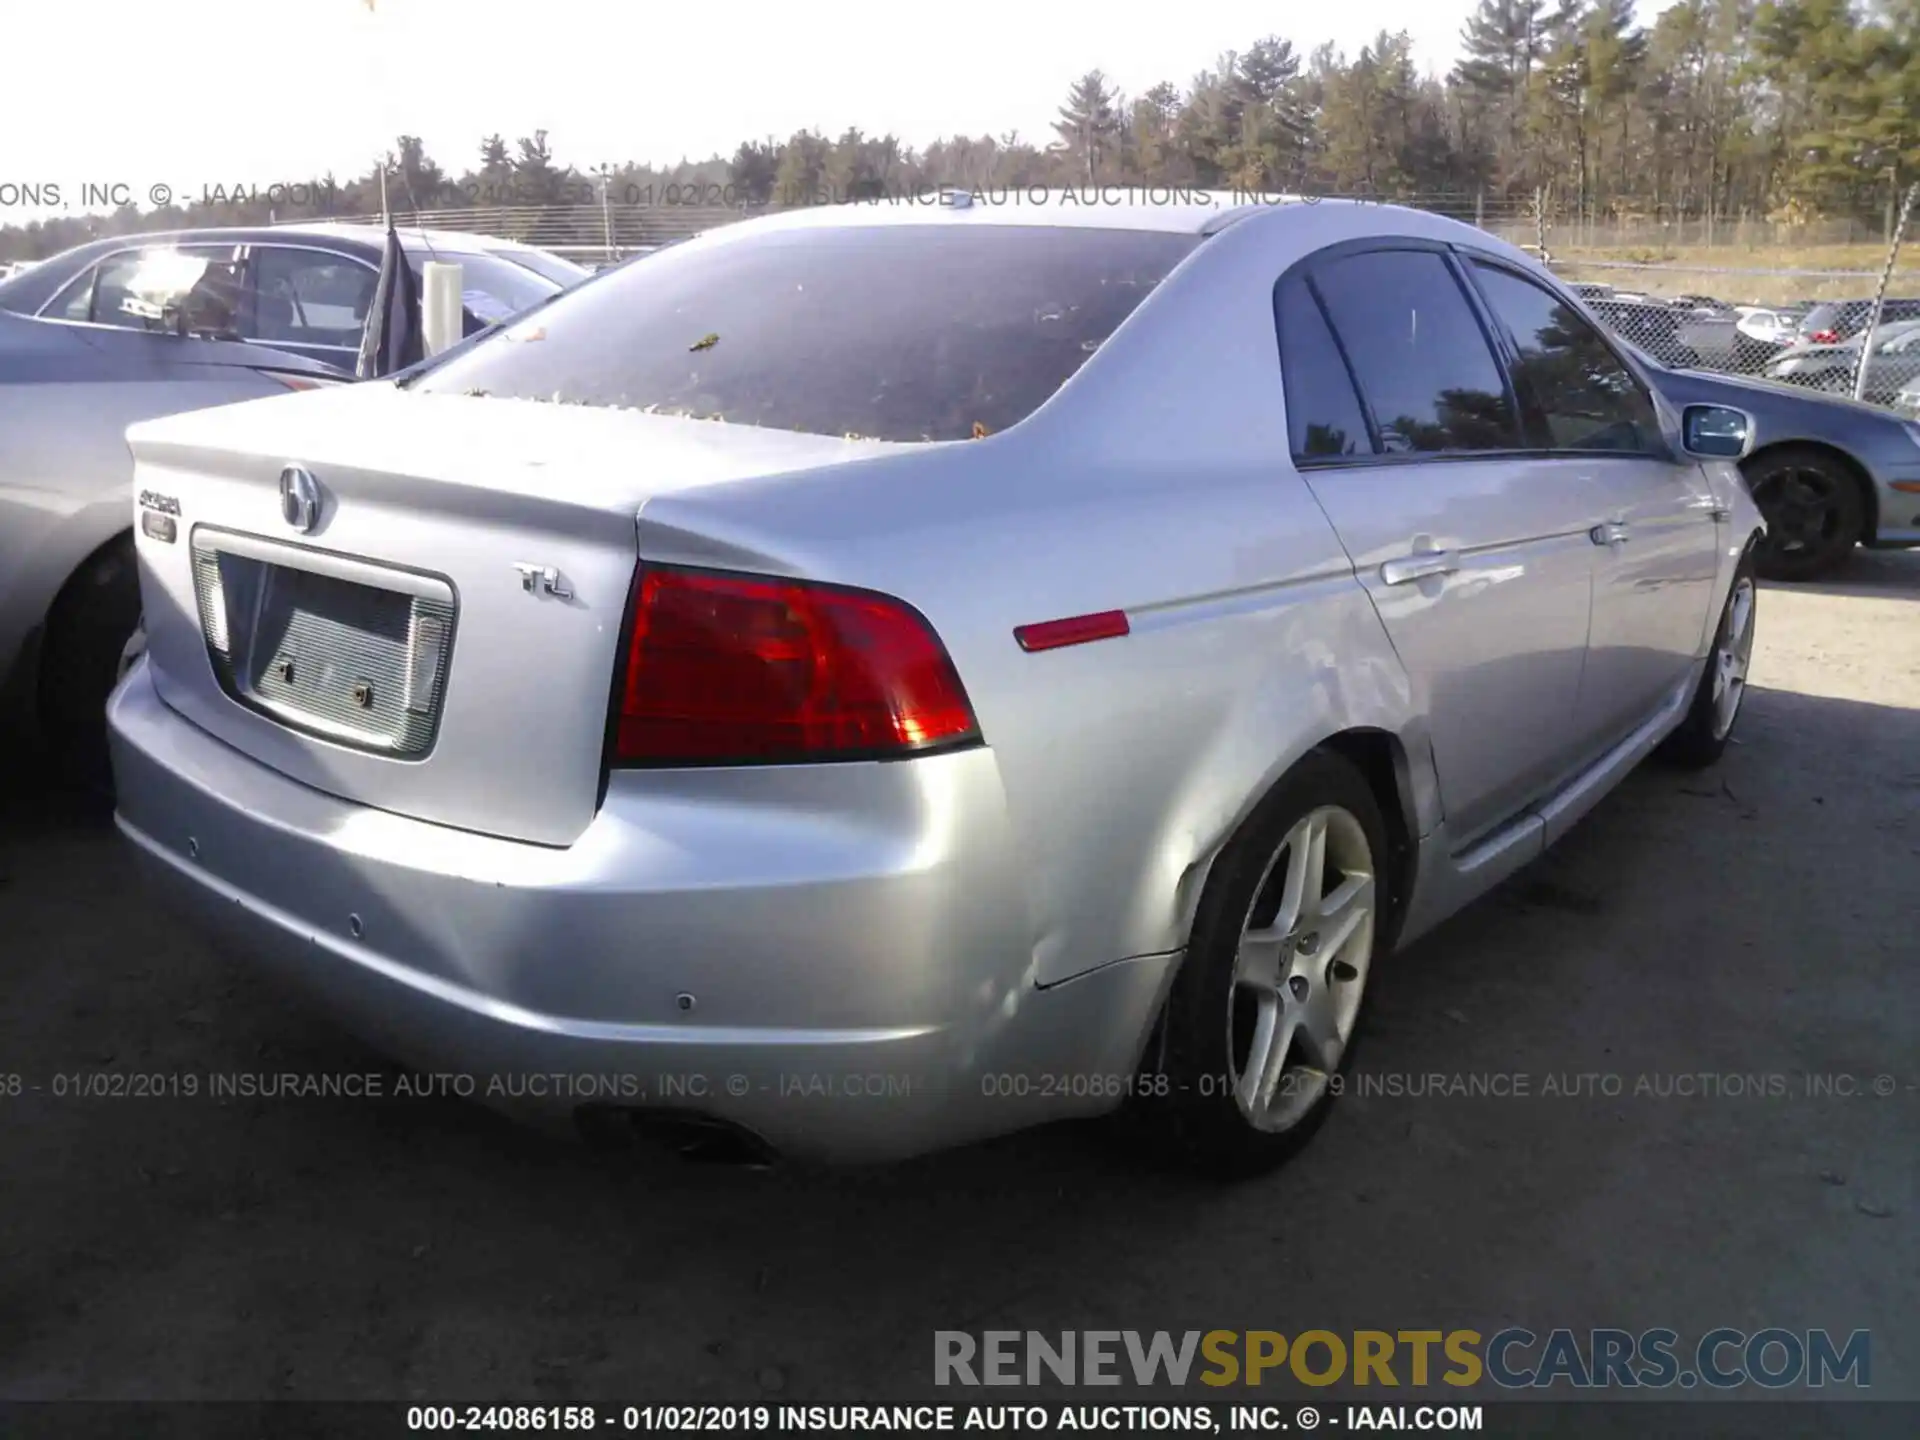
[
  {"left": 1379, "top": 550, "right": 1459, "bottom": 585},
  {"left": 1589, "top": 520, "right": 1630, "bottom": 546}
]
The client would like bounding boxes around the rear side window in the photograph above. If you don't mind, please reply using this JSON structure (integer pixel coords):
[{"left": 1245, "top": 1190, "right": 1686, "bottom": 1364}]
[
  {"left": 1276, "top": 275, "right": 1372, "bottom": 460},
  {"left": 410, "top": 226, "right": 1201, "bottom": 441},
  {"left": 248, "top": 248, "right": 377, "bottom": 347},
  {"left": 1309, "top": 249, "right": 1521, "bottom": 455},
  {"left": 406, "top": 250, "right": 560, "bottom": 331},
  {"left": 493, "top": 248, "right": 591, "bottom": 289},
  {"left": 1469, "top": 261, "right": 1661, "bottom": 454}
]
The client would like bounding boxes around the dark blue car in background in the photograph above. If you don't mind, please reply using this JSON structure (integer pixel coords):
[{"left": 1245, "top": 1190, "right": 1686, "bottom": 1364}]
[{"left": 0, "top": 222, "right": 587, "bottom": 372}]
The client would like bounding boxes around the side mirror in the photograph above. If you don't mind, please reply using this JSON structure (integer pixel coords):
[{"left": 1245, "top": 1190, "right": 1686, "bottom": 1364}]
[{"left": 1681, "top": 404, "right": 1753, "bottom": 460}]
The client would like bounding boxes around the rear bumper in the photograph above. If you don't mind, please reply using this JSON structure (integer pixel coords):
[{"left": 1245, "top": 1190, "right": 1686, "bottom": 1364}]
[{"left": 107, "top": 664, "right": 1175, "bottom": 1162}]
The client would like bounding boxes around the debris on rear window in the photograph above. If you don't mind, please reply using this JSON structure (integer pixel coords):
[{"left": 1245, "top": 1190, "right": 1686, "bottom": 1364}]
[{"left": 410, "top": 227, "right": 1202, "bottom": 442}]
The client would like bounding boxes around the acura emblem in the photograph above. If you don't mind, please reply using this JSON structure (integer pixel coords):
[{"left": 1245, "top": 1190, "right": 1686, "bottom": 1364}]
[{"left": 279, "top": 465, "right": 322, "bottom": 533}]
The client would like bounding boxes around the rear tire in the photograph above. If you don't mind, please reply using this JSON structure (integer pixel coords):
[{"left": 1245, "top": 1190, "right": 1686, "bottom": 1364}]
[
  {"left": 1660, "top": 543, "right": 1758, "bottom": 770},
  {"left": 1128, "top": 750, "right": 1389, "bottom": 1179},
  {"left": 1743, "top": 447, "right": 1865, "bottom": 581},
  {"left": 38, "top": 536, "right": 142, "bottom": 796}
]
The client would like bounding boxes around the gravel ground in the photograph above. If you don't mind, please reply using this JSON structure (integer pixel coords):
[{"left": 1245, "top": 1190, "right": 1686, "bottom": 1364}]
[{"left": 1, "top": 552, "right": 1916, "bottom": 1409}]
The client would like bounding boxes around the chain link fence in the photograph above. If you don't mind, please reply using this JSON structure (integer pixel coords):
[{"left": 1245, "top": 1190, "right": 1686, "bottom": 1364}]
[
  {"left": 1504, "top": 184, "right": 1920, "bottom": 420},
  {"left": 306, "top": 185, "right": 1920, "bottom": 420},
  {"left": 284, "top": 201, "right": 742, "bottom": 264}
]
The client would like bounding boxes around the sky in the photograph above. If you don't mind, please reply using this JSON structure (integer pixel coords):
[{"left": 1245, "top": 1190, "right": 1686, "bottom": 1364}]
[{"left": 0, "top": 0, "right": 1661, "bottom": 225}]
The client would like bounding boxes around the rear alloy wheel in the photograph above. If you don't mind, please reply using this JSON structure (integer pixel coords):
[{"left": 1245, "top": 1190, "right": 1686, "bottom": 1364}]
[
  {"left": 1130, "top": 750, "right": 1388, "bottom": 1177},
  {"left": 1225, "top": 805, "right": 1376, "bottom": 1134},
  {"left": 1743, "top": 448, "right": 1865, "bottom": 580}
]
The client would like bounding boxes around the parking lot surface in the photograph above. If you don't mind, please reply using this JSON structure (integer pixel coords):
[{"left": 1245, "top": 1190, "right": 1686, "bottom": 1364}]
[{"left": 2, "top": 554, "right": 1916, "bottom": 1403}]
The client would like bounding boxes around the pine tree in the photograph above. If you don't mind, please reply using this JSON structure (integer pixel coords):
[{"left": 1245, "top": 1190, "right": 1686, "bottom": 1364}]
[
  {"left": 512, "top": 130, "right": 570, "bottom": 206},
  {"left": 478, "top": 135, "right": 511, "bottom": 182},
  {"left": 772, "top": 131, "right": 834, "bottom": 205},
  {"left": 729, "top": 140, "right": 780, "bottom": 205},
  {"left": 1129, "top": 83, "right": 1187, "bottom": 183},
  {"left": 387, "top": 135, "right": 445, "bottom": 211},
  {"left": 1453, "top": 0, "right": 1579, "bottom": 192},
  {"left": 1053, "top": 71, "right": 1123, "bottom": 183}
]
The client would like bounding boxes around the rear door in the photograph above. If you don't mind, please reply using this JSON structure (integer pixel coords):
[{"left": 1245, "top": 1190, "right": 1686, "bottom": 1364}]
[
  {"left": 1280, "top": 244, "right": 1604, "bottom": 847},
  {"left": 238, "top": 244, "right": 378, "bottom": 370},
  {"left": 1464, "top": 257, "right": 1719, "bottom": 756}
]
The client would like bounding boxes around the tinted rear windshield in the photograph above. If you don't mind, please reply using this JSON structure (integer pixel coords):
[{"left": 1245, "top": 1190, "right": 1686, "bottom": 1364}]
[{"left": 409, "top": 225, "right": 1201, "bottom": 441}]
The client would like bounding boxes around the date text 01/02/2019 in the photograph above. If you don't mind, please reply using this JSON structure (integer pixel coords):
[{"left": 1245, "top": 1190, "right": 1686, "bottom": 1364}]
[
  {"left": 400, "top": 1402, "right": 1487, "bottom": 1432},
  {"left": 403, "top": 1403, "right": 1262, "bottom": 1433}
]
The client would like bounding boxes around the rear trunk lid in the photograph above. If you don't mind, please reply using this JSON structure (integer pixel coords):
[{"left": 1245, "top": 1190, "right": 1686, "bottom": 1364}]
[{"left": 128, "top": 384, "right": 894, "bottom": 845}]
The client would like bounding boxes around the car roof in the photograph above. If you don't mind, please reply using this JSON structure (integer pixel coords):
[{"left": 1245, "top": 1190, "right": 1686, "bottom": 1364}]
[
  {"left": 714, "top": 190, "right": 1378, "bottom": 237},
  {"left": 285, "top": 221, "right": 554, "bottom": 254},
  {"left": 25, "top": 223, "right": 526, "bottom": 262},
  {"left": 645, "top": 194, "right": 1542, "bottom": 295}
]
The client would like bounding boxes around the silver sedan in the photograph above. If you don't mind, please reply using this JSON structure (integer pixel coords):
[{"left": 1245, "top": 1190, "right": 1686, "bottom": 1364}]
[{"left": 107, "top": 197, "right": 1764, "bottom": 1173}]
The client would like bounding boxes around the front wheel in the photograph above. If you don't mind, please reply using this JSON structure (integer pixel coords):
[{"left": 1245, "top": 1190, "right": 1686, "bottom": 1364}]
[
  {"left": 1743, "top": 448, "right": 1865, "bottom": 580},
  {"left": 1660, "top": 545, "right": 1759, "bottom": 769},
  {"left": 1129, "top": 750, "right": 1389, "bottom": 1178}
]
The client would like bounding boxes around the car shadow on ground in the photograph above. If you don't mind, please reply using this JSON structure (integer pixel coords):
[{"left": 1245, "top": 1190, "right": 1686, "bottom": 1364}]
[{"left": 2, "top": 682, "right": 1915, "bottom": 1400}]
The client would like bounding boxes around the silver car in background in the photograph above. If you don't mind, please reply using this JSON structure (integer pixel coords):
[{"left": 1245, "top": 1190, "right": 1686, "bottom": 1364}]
[
  {"left": 0, "top": 224, "right": 588, "bottom": 373},
  {"left": 1765, "top": 318, "right": 1920, "bottom": 407},
  {"left": 0, "top": 303, "right": 343, "bottom": 784},
  {"left": 0, "top": 227, "right": 583, "bottom": 787},
  {"left": 109, "top": 198, "right": 1763, "bottom": 1173}
]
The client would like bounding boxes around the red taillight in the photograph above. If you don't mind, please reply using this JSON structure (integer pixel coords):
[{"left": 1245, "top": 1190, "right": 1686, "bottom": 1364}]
[
  {"left": 1808, "top": 329, "right": 1840, "bottom": 344},
  {"left": 613, "top": 566, "right": 980, "bottom": 765}
]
